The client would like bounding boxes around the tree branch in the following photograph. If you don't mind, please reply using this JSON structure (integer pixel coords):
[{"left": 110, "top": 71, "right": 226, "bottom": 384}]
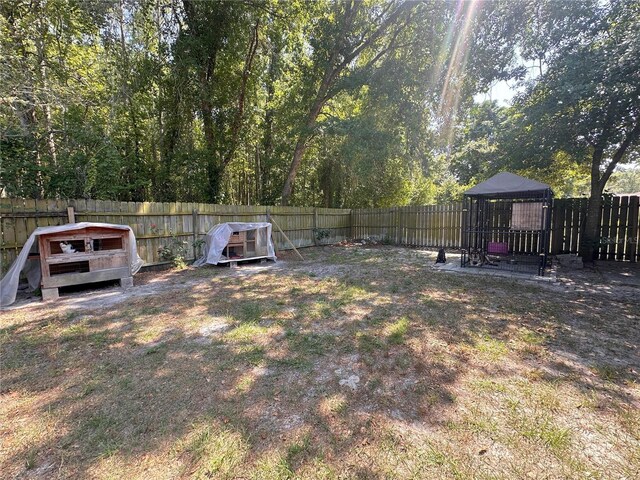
[
  {"left": 339, "top": 1, "right": 413, "bottom": 69},
  {"left": 599, "top": 118, "right": 640, "bottom": 189},
  {"left": 223, "top": 19, "right": 260, "bottom": 167}
]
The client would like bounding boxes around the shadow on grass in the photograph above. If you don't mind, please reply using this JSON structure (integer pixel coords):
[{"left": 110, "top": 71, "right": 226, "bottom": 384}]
[{"left": 1, "top": 246, "right": 638, "bottom": 478}]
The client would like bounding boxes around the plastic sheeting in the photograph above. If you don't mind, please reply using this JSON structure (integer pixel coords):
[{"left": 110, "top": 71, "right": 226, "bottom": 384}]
[
  {"left": 193, "top": 222, "right": 276, "bottom": 266},
  {"left": 0, "top": 222, "right": 144, "bottom": 306}
]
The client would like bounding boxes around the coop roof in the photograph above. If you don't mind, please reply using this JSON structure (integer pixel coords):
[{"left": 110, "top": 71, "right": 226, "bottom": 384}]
[{"left": 464, "top": 172, "right": 552, "bottom": 198}]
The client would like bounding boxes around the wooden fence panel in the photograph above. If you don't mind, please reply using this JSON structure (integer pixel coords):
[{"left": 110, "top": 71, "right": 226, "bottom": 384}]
[
  {"left": 0, "top": 200, "right": 349, "bottom": 268},
  {"left": 2, "top": 196, "right": 639, "bottom": 273}
]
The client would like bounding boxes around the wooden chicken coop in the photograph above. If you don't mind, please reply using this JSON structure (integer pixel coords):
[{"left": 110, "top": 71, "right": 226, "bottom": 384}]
[
  {"left": 220, "top": 228, "right": 270, "bottom": 265},
  {"left": 38, "top": 226, "right": 133, "bottom": 301}
]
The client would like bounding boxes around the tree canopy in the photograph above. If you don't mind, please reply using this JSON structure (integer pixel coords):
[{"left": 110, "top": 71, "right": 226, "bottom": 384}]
[{"left": 1, "top": 0, "right": 638, "bottom": 222}]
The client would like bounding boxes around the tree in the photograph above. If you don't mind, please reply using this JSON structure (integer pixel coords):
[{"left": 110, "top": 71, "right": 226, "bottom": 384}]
[
  {"left": 279, "top": 0, "right": 416, "bottom": 205},
  {"left": 506, "top": 0, "right": 640, "bottom": 260}
]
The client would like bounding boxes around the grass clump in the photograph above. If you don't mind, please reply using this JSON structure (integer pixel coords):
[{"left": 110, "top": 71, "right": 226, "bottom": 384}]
[
  {"left": 239, "top": 303, "right": 263, "bottom": 323},
  {"left": 386, "top": 317, "right": 409, "bottom": 345},
  {"left": 322, "top": 394, "right": 348, "bottom": 416},
  {"left": 356, "top": 332, "right": 383, "bottom": 352},
  {"left": 225, "top": 323, "right": 269, "bottom": 342},
  {"left": 591, "top": 364, "right": 620, "bottom": 382},
  {"left": 475, "top": 335, "right": 508, "bottom": 361},
  {"left": 183, "top": 424, "right": 248, "bottom": 478}
]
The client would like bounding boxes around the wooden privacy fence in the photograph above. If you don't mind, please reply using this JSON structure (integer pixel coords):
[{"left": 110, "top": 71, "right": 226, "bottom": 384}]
[
  {"left": 352, "top": 195, "right": 640, "bottom": 261},
  {"left": 1, "top": 196, "right": 639, "bottom": 270},
  {"left": 351, "top": 204, "right": 464, "bottom": 248},
  {"left": 0, "top": 199, "right": 350, "bottom": 269},
  {"left": 550, "top": 196, "right": 640, "bottom": 261}
]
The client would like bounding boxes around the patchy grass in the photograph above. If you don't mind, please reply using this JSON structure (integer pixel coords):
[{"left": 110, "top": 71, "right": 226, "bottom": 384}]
[
  {"left": 386, "top": 317, "right": 409, "bottom": 345},
  {"left": 1, "top": 246, "right": 638, "bottom": 479}
]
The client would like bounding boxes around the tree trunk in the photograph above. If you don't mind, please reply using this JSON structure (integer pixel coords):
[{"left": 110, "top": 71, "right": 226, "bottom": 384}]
[
  {"left": 281, "top": 92, "right": 329, "bottom": 205},
  {"left": 279, "top": 2, "right": 411, "bottom": 205},
  {"left": 580, "top": 194, "right": 602, "bottom": 262},
  {"left": 579, "top": 120, "right": 640, "bottom": 261},
  {"left": 281, "top": 137, "right": 308, "bottom": 205},
  {"left": 579, "top": 148, "right": 604, "bottom": 262}
]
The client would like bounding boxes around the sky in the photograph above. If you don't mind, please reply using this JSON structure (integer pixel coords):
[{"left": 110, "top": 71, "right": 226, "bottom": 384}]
[{"left": 473, "top": 80, "right": 522, "bottom": 105}]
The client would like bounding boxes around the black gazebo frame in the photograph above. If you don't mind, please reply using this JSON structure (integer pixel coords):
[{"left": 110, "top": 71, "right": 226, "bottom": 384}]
[{"left": 461, "top": 173, "right": 553, "bottom": 276}]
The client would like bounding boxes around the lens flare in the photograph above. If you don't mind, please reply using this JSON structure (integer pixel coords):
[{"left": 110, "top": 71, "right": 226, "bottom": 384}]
[{"left": 432, "top": 0, "right": 479, "bottom": 147}]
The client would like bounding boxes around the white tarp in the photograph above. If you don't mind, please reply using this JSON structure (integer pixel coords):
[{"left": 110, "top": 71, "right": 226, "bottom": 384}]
[
  {"left": 0, "top": 222, "right": 144, "bottom": 306},
  {"left": 193, "top": 222, "right": 276, "bottom": 266}
]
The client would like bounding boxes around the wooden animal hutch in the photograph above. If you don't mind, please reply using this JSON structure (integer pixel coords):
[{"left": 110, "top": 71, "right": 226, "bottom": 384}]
[
  {"left": 38, "top": 226, "right": 133, "bottom": 301},
  {"left": 220, "top": 228, "right": 270, "bottom": 265}
]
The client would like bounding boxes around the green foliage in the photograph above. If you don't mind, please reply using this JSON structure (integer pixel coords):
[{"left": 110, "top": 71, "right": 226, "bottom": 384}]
[
  {"left": 157, "top": 230, "right": 199, "bottom": 269},
  {"left": 2, "top": 0, "right": 635, "bottom": 214},
  {"left": 313, "top": 228, "right": 331, "bottom": 243}
]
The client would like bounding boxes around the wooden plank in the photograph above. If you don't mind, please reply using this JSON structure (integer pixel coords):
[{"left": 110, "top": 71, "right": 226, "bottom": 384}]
[
  {"left": 1, "top": 199, "right": 16, "bottom": 270},
  {"left": 607, "top": 196, "right": 620, "bottom": 260},
  {"left": 569, "top": 198, "right": 580, "bottom": 254},
  {"left": 626, "top": 196, "right": 639, "bottom": 262},
  {"left": 616, "top": 195, "right": 629, "bottom": 260},
  {"left": 42, "top": 267, "right": 130, "bottom": 288},
  {"left": 600, "top": 196, "right": 612, "bottom": 260},
  {"left": 550, "top": 200, "right": 564, "bottom": 255},
  {"left": 561, "top": 198, "right": 572, "bottom": 253},
  {"left": 420, "top": 205, "right": 426, "bottom": 247}
]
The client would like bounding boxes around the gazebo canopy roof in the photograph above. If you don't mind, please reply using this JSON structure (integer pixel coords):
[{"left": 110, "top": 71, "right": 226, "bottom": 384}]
[{"left": 464, "top": 172, "right": 552, "bottom": 198}]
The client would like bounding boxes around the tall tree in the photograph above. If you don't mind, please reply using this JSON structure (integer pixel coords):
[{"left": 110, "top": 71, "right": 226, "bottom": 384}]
[
  {"left": 505, "top": 0, "right": 640, "bottom": 260},
  {"left": 279, "top": 0, "right": 415, "bottom": 205}
]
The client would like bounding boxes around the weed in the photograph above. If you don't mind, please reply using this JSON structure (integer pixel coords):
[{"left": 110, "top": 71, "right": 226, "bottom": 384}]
[
  {"left": 287, "top": 332, "right": 333, "bottom": 356},
  {"left": 226, "top": 323, "right": 268, "bottom": 342},
  {"left": 183, "top": 424, "right": 248, "bottom": 478},
  {"left": 323, "top": 394, "right": 348, "bottom": 416},
  {"left": 518, "top": 328, "right": 545, "bottom": 345},
  {"left": 475, "top": 335, "right": 508, "bottom": 361},
  {"left": 286, "top": 433, "right": 311, "bottom": 463},
  {"left": 89, "top": 331, "right": 110, "bottom": 347},
  {"left": 61, "top": 323, "right": 87, "bottom": 341},
  {"left": 24, "top": 449, "right": 37, "bottom": 470},
  {"left": 236, "top": 345, "right": 266, "bottom": 365},
  {"left": 469, "top": 378, "right": 507, "bottom": 393}
]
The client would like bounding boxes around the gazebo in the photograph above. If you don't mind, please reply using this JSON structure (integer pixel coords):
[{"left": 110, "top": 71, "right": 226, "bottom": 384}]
[{"left": 461, "top": 172, "right": 553, "bottom": 275}]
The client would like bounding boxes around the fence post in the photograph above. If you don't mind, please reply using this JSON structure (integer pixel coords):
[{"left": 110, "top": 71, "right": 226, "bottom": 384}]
[
  {"left": 395, "top": 207, "right": 400, "bottom": 245},
  {"left": 349, "top": 209, "right": 353, "bottom": 240},
  {"left": 67, "top": 206, "right": 75, "bottom": 223},
  {"left": 313, "top": 207, "right": 318, "bottom": 246},
  {"left": 192, "top": 209, "right": 198, "bottom": 260}
]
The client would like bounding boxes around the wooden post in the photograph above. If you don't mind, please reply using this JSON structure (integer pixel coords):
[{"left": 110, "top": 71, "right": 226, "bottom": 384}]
[
  {"left": 192, "top": 209, "right": 198, "bottom": 260},
  {"left": 269, "top": 214, "right": 304, "bottom": 260},
  {"left": 395, "top": 207, "right": 400, "bottom": 245},
  {"left": 67, "top": 206, "right": 75, "bottom": 224},
  {"left": 626, "top": 196, "right": 639, "bottom": 262},
  {"left": 313, "top": 207, "right": 318, "bottom": 246}
]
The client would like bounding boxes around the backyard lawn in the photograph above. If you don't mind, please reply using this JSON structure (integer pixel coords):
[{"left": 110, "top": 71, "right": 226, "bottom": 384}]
[{"left": 1, "top": 246, "right": 638, "bottom": 479}]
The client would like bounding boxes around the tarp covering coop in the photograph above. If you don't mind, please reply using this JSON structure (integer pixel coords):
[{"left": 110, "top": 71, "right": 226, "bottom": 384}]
[
  {"left": 0, "top": 222, "right": 144, "bottom": 306},
  {"left": 193, "top": 222, "right": 276, "bottom": 266}
]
